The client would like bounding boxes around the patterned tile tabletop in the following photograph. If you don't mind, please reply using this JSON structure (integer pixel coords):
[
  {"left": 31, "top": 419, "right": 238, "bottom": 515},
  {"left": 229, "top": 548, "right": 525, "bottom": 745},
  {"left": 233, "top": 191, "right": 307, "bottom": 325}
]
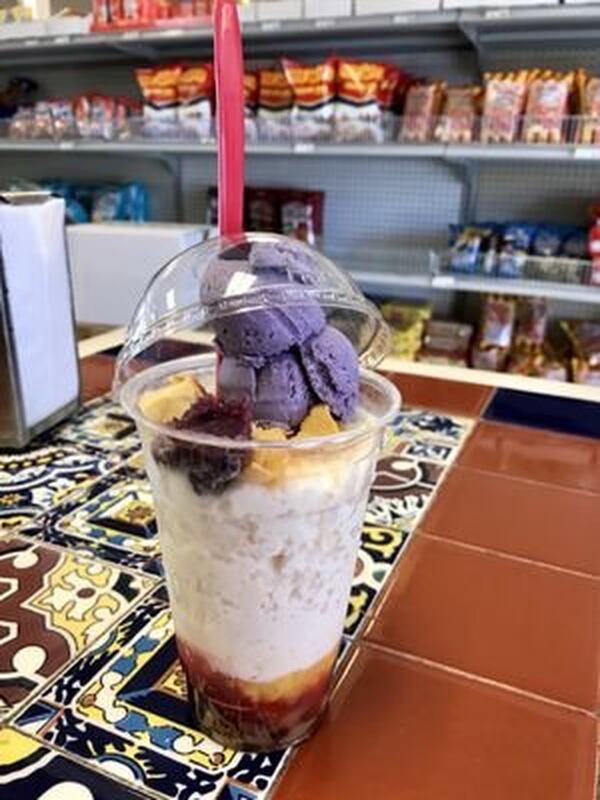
[{"left": 0, "top": 380, "right": 473, "bottom": 800}]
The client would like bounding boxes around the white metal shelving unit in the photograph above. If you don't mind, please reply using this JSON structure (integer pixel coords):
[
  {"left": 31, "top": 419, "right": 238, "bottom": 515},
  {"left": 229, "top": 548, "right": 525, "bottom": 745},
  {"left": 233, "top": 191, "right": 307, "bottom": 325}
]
[{"left": 1, "top": 4, "right": 600, "bottom": 320}]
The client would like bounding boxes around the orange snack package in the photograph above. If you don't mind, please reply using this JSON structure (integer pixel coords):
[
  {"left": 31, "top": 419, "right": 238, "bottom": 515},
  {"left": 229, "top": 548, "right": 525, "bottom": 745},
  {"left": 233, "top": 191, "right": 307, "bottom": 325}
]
[
  {"left": 178, "top": 62, "right": 213, "bottom": 139},
  {"left": 256, "top": 68, "right": 293, "bottom": 141},
  {"left": 282, "top": 57, "right": 336, "bottom": 141},
  {"left": 334, "top": 58, "right": 387, "bottom": 143},
  {"left": 399, "top": 81, "right": 445, "bottom": 143},
  {"left": 434, "top": 85, "right": 481, "bottom": 143},
  {"left": 480, "top": 71, "right": 529, "bottom": 144},
  {"left": 522, "top": 70, "right": 574, "bottom": 144},
  {"left": 244, "top": 71, "right": 258, "bottom": 142},
  {"left": 136, "top": 64, "right": 182, "bottom": 136}
]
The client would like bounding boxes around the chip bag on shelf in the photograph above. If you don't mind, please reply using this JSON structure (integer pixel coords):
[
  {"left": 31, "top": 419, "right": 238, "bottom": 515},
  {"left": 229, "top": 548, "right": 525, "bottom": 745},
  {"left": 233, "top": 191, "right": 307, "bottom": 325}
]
[
  {"left": 244, "top": 71, "right": 258, "bottom": 142},
  {"left": 481, "top": 71, "right": 529, "bottom": 144},
  {"left": 256, "top": 68, "right": 293, "bottom": 142},
  {"left": 282, "top": 57, "right": 336, "bottom": 141},
  {"left": 522, "top": 69, "right": 574, "bottom": 145},
  {"left": 135, "top": 64, "right": 182, "bottom": 137},
  {"left": 177, "top": 62, "right": 214, "bottom": 140},
  {"left": 434, "top": 85, "right": 481, "bottom": 144},
  {"left": 334, "top": 59, "right": 402, "bottom": 144},
  {"left": 399, "top": 81, "right": 445, "bottom": 143}
]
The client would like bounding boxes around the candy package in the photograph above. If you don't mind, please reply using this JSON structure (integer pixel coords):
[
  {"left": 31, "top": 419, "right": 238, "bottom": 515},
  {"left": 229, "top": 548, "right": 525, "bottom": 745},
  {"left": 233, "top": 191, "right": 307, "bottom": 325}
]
[
  {"left": 418, "top": 320, "right": 473, "bottom": 366},
  {"left": 32, "top": 102, "right": 54, "bottom": 139},
  {"left": 282, "top": 57, "right": 336, "bottom": 141},
  {"left": 48, "top": 99, "right": 76, "bottom": 140},
  {"left": 256, "top": 68, "right": 293, "bottom": 142},
  {"left": 177, "top": 62, "right": 213, "bottom": 140},
  {"left": 522, "top": 70, "right": 573, "bottom": 145},
  {"left": 135, "top": 64, "right": 182, "bottom": 137},
  {"left": 481, "top": 71, "right": 529, "bottom": 144},
  {"left": 244, "top": 72, "right": 258, "bottom": 143},
  {"left": 575, "top": 69, "right": 600, "bottom": 144},
  {"left": 448, "top": 225, "right": 495, "bottom": 274},
  {"left": 381, "top": 302, "right": 431, "bottom": 360},
  {"left": 400, "top": 81, "right": 445, "bottom": 143},
  {"left": 497, "top": 223, "right": 536, "bottom": 278},
  {"left": 434, "top": 86, "right": 480, "bottom": 144}
]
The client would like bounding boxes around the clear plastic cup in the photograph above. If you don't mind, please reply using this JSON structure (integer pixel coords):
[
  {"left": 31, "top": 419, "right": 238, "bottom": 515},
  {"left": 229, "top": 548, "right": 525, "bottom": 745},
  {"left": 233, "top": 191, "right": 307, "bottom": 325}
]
[{"left": 115, "top": 233, "right": 401, "bottom": 751}]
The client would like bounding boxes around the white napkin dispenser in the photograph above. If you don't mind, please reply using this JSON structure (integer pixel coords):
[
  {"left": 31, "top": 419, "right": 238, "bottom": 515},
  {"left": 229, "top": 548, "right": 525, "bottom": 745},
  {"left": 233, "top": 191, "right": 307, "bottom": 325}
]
[{"left": 0, "top": 192, "right": 80, "bottom": 447}]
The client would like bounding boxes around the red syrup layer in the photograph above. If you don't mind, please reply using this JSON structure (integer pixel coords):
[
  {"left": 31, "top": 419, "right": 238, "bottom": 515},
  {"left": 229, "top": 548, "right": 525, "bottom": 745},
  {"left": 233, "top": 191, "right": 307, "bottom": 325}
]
[{"left": 177, "top": 636, "right": 336, "bottom": 750}]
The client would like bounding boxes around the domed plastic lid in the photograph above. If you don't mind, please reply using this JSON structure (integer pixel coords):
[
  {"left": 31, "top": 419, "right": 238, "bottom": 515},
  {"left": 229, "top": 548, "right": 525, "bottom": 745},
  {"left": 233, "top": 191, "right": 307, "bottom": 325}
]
[{"left": 114, "top": 232, "right": 391, "bottom": 392}]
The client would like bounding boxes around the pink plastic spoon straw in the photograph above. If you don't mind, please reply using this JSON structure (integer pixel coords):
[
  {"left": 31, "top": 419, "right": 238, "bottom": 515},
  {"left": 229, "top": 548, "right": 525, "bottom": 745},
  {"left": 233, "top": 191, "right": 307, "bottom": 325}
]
[{"left": 213, "top": 0, "right": 245, "bottom": 237}]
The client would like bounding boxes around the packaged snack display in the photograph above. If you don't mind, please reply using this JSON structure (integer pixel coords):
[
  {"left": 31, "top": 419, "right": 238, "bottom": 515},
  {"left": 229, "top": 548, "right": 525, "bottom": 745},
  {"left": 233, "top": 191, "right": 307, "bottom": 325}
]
[
  {"left": 514, "top": 297, "right": 548, "bottom": 348},
  {"left": 178, "top": 63, "right": 214, "bottom": 140},
  {"left": 400, "top": 82, "right": 445, "bottom": 143},
  {"left": 434, "top": 86, "right": 480, "bottom": 144},
  {"left": 418, "top": 320, "right": 473, "bottom": 366},
  {"left": 497, "top": 223, "right": 536, "bottom": 278},
  {"left": 522, "top": 70, "right": 573, "bottom": 145},
  {"left": 448, "top": 225, "right": 493, "bottom": 274},
  {"left": 380, "top": 302, "right": 431, "bottom": 360},
  {"left": 334, "top": 59, "right": 389, "bottom": 144},
  {"left": 282, "top": 58, "right": 336, "bottom": 141},
  {"left": 561, "top": 320, "right": 600, "bottom": 385},
  {"left": 135, "top": 64, "right": 182, "bottom": 137},
  {"left": 479, "top": 295, "right": 516, "bottom": 350},
  {"left": 281, "top": 190, "right": 324, "bottom": 246},
  {"left": 575, "top": 69, "right": 600, "bottom": 144},
  {"left": 257, "top": 68, "right": 293, "bottom": 142},
  {"left": 244, "top": 71, "right": 258, "bottom": 143},
  {"left": 481, "top": 71, "right": 529, "bottom": 144}
]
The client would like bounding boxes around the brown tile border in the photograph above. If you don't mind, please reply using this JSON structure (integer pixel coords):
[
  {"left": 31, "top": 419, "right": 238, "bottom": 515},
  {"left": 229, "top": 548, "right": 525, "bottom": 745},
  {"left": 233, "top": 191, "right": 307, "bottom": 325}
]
[{"left": 385, "top": 372, "right": 494, "bottom": 418}]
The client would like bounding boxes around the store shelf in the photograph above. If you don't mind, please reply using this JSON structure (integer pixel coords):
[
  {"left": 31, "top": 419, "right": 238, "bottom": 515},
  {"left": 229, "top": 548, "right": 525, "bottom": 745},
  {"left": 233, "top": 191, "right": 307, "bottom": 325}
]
[
  {"left": 3, "top": 138, "right": 600, "bottom": 163},
  {"left": 350, "top": 268, "right": 600, "bottom": 304},
  {"left": 2, "top": 4, "right": 600, "bottom": 65}
]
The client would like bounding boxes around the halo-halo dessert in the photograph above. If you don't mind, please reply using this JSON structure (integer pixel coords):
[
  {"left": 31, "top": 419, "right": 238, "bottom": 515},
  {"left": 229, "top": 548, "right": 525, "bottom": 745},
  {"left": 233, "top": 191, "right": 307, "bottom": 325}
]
[{"left": 116, "top": 233, "right": 400, "bottom": 751}]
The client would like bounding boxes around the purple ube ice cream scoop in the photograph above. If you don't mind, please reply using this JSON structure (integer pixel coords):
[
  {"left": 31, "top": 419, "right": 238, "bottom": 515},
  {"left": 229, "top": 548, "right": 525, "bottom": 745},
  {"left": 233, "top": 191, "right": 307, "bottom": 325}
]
[
  {"left": 214, "top": 305, "right": 326, "bottom": 360},
  {"left": 300, "top": 326, "right": 360, "bottom": 421},
  {"left": 219, "top": 351, "right": 313, "bottom": 428}
]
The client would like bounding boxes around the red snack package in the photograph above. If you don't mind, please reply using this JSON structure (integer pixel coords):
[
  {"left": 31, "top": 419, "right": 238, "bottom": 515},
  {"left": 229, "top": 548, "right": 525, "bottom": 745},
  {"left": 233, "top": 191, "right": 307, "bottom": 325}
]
[
  {"left": 282, "top": 57, "right": 336, "bottom": 141},
  {"left": 335, "top": 58, "right": 388, "bottom": 144},
  {"left": 244, "top": 72, "right": 258, "bottom": 142},
  {"left": 434, "top": 85, "right": 481, "bottom": 144},
  {"left": 178, "top": 62, "right": 213, "bottom": 139},
  {"left": 281, "top": 189, "right": 324, "bottom": 246},
  {"left": 400, "top": 81, "right": 445, "bottom": 143},
  {"left": 92, "top": 0, "right": 110, "bottom": 29},
  {"left": 522, "top": 70, "right": 573, "bottom": 144},
  {"left": 136, "top": 64, "right": 182, "bottom": 137},
  {"left": 257, "top": 68, "right": 293, "bottom": 141},
  {"left": 481, "top": 71, "right": 529, "bottom": 144}
]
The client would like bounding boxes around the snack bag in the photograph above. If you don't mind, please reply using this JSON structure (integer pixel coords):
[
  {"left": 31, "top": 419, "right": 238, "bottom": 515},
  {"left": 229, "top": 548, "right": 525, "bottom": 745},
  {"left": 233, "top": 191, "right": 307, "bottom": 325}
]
[
  {"left": 49, "top": 99, "right": 76, "bottom": 140},
  {"left": 434, "top": 86, "right": 480, "bottom": 144},
  {"left": 575, "top": 69, "right": 600, "bottom": 145},
  {"left": 481, "top": 71, "right": 529, "bottom": 144},
  {"left": 381, "top": 302, "right": 431, "bottom": 360},
  {"left": 136, "top": 64, "right": 182, "bottom": 137},
  {"left": 244, "top": 71, "right": 258, "bottom": 142},
  {"left": 378, "top": 64, "right": 409, "bottom": 141},
  {"left": 257, "top": 68, "right": 293, "bottom": 142},
  {"left": 418, "top": 320, "right": 473, "bottom": 366},
  {"left": 282, "top": 57, "right": 336, "bottom": 141},
  {"left": 280, "top": 189, "right": 324, "bottom": 246},
  {"left": 522, "top": 70, "right": 573, "bottom": 144},
  {"left": 479, "top": 294, "right": 516, "bottom": 350},
  {"left": 334, "top": 58, "right": 387, "bottom": 144},
  {"left": 178, "top": 62, "right": 214, "bottom": 140},
  {"left": 514, "top": 297, "right": 548, "bottom": 348},
  {"left": 561, "top": 320, "right": 600, "bottom": 384},
  {"left": 497, "top": 223, "right": 536, "bottom": 279},
  {"left": 400, "top": 82, "right": 445, "bottom": 143},
  {"left": 32, "top": 101, "right": 54, "bottom": 139}
]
